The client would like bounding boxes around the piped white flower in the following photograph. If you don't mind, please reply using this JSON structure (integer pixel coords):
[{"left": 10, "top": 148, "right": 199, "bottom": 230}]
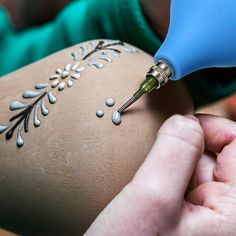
[{"left": 49, "top": 61, "right": 85, "bottom": 91}]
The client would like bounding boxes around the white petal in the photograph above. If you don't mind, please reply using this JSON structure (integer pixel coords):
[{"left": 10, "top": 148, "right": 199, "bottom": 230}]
[
  {"left": 71, "top": 62, "right": 80, "bottom": 71},
  {"left": 51, "top": 79, "right": 60, "bottom": 88},
  {"left": 71, "top": 73, "right": 81, "bottom": 80},
  {"left": 56, "top": 68, "right": 63, "bottom": 74},
  {"left": 65, "top": 64, "right": 72, "bottom": 72},
  {"left": 61, "top": 71, "right": 70, "bottom": 79},
  {"left": 67, "top": 80, "right": 74, "bottom": 88},
  {"left": 50, "top": 74, "right": 60, "bottom": 80},
  {"left": 58, "top": 82, "right": 66, "bottom": 91},
  {"left": 75, "top": 66, "right": 85, "bottom": 72}
]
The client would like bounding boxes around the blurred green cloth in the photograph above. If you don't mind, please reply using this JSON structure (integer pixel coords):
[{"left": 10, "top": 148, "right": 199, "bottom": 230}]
[{"left": 0, "top": 0, "right": 235, "bottom": 107}]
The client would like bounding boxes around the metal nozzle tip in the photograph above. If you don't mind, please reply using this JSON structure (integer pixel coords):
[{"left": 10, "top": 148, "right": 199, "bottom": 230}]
[{"left": 118, "top": 96, "right": 137, "bottom": 114}]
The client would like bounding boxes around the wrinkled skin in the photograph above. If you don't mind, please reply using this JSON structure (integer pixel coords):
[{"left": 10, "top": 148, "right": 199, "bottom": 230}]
[
  {"left": 0, "top": 41, "right": 193, "bottom": 235},
  {"left": 87, "top": 114, "right": 236, "bottom": 236}
]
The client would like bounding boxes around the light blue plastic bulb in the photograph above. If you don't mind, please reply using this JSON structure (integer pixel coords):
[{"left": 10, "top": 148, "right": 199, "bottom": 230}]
[{"left": 154, "top": 0, "right": 236, "bottom": 80}]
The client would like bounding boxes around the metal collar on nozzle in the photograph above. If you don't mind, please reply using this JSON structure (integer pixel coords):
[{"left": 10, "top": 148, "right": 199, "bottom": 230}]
[{"left": 117, "top": 60, "right": 173, "bottom": 114}]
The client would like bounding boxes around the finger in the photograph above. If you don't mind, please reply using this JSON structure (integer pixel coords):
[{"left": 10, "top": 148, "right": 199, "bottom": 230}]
[
  {"left": 178, "top": 201, "right": 221, "bottom": 236},
  {"left": 197, "top": 114, "right": 236, "bottom": 153},
  {"left": 214, "top": 138, "right": 236, "bottom": 184},
  {"left": 187, "top": 151, "right": 216, "bottom": 193},
  {"left": 132, "top": 115, "right": 204, "bottom": 203},
  {"left": 196, "top": 151, "right": 216, "bottom": 185},
  {"left": 187, "top": 182, "right": 230, "bottom": 209}
]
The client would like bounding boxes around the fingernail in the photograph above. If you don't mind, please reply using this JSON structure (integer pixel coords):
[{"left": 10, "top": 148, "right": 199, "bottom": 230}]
[{"left": 185, "top": 115, "right": 199, "bottom": 122}]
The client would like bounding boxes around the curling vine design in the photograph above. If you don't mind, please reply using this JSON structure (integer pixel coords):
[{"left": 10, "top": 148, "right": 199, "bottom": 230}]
[{"left": 0, "top": 40, "right": 138, "bottom": 147}]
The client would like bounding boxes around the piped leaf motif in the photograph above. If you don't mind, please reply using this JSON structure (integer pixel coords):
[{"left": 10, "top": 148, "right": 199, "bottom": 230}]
[{"left": 0, "top": 40, "right": 138, "bottom": 147}]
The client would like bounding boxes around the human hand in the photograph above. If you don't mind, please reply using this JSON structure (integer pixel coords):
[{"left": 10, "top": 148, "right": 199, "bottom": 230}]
[
  {"left": 140, "top": 0, "right": 171, "bottom": 39},
  {"left": 85, "top": 114, "right": 236, "bottom": 236}
]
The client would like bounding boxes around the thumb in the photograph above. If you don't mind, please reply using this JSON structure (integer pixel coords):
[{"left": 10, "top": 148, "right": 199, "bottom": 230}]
[{"left": 132, "top": 115, "right": 204, "bottom": 204}]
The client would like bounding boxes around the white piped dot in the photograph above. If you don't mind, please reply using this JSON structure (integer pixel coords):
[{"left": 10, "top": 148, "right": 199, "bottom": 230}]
[
  {"left": 96, "top": 109, "right": 104, "bottom": 118},
  {"left": 105, "top": 98, "right": 115, "bottom": 107}
]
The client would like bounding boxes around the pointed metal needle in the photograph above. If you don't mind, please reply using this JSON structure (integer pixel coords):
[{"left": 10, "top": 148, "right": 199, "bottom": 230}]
[
  {"left": 118, "top": 96, "right": 137, "bottom": 114},
  {"left": 117, "top": 61, "right": 173, "bottom": 114}
]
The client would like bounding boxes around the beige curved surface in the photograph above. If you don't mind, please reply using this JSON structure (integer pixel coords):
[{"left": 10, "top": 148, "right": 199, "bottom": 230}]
[{"left": 0, "top": 40, "right": 193, "bottom": 235}]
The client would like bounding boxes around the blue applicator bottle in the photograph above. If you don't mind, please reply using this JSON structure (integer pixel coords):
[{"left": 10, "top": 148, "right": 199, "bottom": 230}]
[{"left": 118, "top": 0, "right": 236, "bottom": 113}]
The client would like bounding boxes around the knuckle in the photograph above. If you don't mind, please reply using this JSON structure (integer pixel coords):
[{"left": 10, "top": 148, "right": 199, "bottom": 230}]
[{"left": 158, "top": 115, "right": 204, "bottom": 151}]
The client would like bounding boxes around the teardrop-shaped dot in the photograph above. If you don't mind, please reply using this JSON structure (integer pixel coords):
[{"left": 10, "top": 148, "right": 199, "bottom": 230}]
[
  {"left": 124, "top": 46, "right": 137, "bottom": 53},
  {"left": 23, "top": 90, "right": 42, "bottom": 99},
  {"left": 98, "top": 56, "right": 112, "bottom": 62},
  {"left": 35, "top": 83, "right": 49, "bottom": 90},
  {"left": 50, "top": 74, "right": 60, "bottom": 80},
  {"left": 56, "top": 68, "right": 63, "bottom": 74},
  {"left": 88, "top": 61, "right": 104, "bottom": 69},
  {"left": 58, "top": 82, "right": 66, "bottom": 91},
  {"left": 65, "top": 64, "right": 72, "bottom": 72},
  {"left": 61, "top": 71, "right": 69, "bottom": 79},
  {"left": 48, "top": 91, "right": 57, "bottom": 104},
  {"left": 51, "top": 79, "right": 60, "bottom": 88},
  {"left": 67, "top": 80, "right": 74, "bottom": 88},
  {"left": 10, "top": 101, "right": 28, "bottom": 111},
  {"left": 75, "top": 66, "right": 85, "bottom": 72},
  {"left": 41, "top": 99, "right": 49, "bottom": 116},
  {"left": 112, "top": 111, "right": 122, "bottom": 125},
  {"left": 33, "top": 103, "right": 41, "bottom": 127},
  {"left": 71, "top": 73, "right": 81, "bottom": 80},
  {"left": 71, "top": 51, "right": 80, "bottom": 61},
  {"left": 71, "top": 62, "right": 80, "bottom": 71},
  {"left": 102, "top": 51, "right": 119, "bottom": 57},
  {"left": 17, "top": 122, "right": 24, "bottom": 148},
  {"left": 80, "top": 45, "right": 88, "bottom": 56},
  {"left": 0, "top": 124, "right": 11, "bottom": 134}
]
